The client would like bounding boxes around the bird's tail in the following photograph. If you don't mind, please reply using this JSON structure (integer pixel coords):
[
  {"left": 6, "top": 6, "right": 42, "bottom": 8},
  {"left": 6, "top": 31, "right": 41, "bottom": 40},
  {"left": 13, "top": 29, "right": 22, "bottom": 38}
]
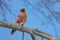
[{"left": 11, "top": 29, "right": 16, "bottom": 35}]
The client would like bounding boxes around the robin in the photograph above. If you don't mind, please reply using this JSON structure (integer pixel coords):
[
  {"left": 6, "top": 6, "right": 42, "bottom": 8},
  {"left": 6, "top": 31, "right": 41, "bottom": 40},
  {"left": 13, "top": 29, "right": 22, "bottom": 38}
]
[{"left": 11, "top": 8, "right": 27, "bottom": 40}]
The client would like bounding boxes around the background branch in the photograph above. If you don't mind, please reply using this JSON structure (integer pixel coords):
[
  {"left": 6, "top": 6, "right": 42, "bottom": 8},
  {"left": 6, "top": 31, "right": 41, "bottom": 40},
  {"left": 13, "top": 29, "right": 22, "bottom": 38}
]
[{"left": 0, "top": 21, "right": 57, "bottom": 40}]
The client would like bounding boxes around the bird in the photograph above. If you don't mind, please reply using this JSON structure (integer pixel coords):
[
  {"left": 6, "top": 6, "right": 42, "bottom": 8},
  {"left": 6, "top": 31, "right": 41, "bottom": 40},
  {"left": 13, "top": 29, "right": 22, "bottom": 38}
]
[{"left": 11, "top": 8, "right": 27, "bottom": 40}]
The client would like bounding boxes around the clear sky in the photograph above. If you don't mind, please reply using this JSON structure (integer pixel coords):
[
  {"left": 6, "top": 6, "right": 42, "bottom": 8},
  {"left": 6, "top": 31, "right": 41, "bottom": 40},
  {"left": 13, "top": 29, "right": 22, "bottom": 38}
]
[{"left": 0, "top": 0, "right": 60, "bottom": 40}]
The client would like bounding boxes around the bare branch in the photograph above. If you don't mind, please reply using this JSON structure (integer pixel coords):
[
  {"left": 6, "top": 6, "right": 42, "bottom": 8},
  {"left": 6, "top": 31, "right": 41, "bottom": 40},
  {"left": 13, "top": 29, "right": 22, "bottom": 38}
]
[
  {"left": 0, "top": 0, "right": 16, "bottom": 21},
  {"left": 30, "top": 31, "right": 36, "bottom": 40},
  {"left": 0, "top": 21, "right": 57, "bottom": 40}
]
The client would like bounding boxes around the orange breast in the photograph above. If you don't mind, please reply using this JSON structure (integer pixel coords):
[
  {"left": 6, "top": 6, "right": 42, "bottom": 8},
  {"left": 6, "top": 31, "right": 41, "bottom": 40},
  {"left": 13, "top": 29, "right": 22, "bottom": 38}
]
[{"left": 16, "top": 12, "right": 26, "bottom": 24}]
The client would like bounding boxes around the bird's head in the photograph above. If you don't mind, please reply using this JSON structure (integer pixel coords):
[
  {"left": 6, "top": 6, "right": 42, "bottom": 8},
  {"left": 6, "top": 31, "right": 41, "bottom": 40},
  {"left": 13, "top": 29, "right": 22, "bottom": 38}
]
[{"left": 20, "top": 8, "right": 25, "bottom": 12}]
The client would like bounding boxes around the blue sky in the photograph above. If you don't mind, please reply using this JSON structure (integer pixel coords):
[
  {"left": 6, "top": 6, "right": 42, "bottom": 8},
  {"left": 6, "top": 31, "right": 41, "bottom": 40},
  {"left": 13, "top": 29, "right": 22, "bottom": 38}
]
[{"left": 0, "top": 0, "right": 60, "bottom": 40}]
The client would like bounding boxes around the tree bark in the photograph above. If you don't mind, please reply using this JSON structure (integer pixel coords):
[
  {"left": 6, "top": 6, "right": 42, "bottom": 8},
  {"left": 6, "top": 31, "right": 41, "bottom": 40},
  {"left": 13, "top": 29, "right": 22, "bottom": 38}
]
[{"left": 0, "top": 21, "right": 57, "bottom": 40}]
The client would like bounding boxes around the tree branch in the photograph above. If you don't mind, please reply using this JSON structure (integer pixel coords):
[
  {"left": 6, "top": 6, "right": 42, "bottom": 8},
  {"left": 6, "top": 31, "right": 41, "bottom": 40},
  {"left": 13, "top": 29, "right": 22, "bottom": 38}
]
[{"left": 0, "top": 21, "right": 57, "bottom": 40}]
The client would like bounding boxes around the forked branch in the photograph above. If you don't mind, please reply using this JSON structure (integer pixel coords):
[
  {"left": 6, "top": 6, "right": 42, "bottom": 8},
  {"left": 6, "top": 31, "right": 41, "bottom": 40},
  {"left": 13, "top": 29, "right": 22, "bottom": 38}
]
[{"left": 0, "top": 21, "right": 57, "bottom": 40}]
